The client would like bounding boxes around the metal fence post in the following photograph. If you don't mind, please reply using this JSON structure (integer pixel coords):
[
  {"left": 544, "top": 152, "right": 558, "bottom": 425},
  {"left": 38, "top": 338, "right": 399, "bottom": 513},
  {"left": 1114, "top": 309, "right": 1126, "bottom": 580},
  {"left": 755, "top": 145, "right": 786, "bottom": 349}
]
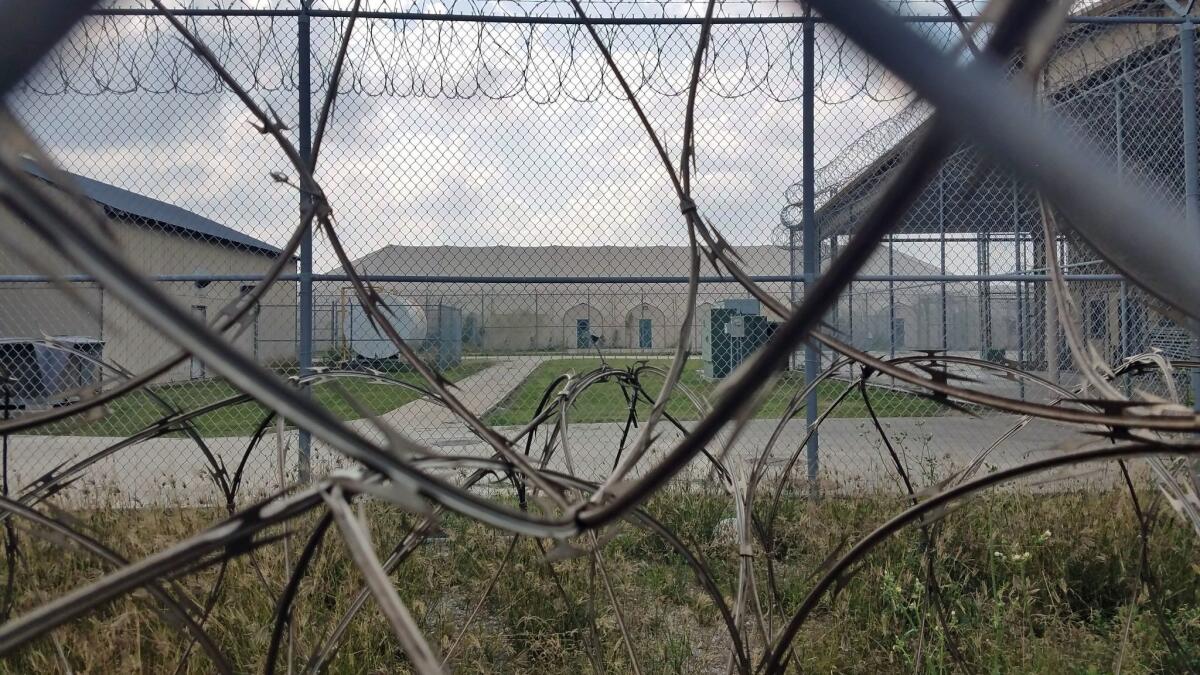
[
  {"left": 1013, "top": 177, "right": 1025, "bottom": 398},
  {"left": 802, "top": 11, "right": 820, "bottom": 496},
  {"left": 789, "top": 224, "right": 797, "bottom": 361},
  {"left": 297, "top": 0, "right": 314, "bottom": 482},
  {"left": 1118, "top": 285, "right": 1128, "bottom": 355},
  {"left": 2, "top": 380, "right": 9, "bottom": 498},
  {"left": 1183, "top": 19, "right": 1200, "bottom": 411},
  {"left": 939, "top": 168, "right": 947, "bottom": 351},
  {"left": 887, "top": 235, "right": 895, "bottom": 358},
  {"left": 977, "top": 231, "right": 991, "bottom": 359},
  {"left": 1116, "top": 77, "right": 1130, "bottom": 397},
  {"left": 847, "top": 280, "right": 853, "bottom": 344}
]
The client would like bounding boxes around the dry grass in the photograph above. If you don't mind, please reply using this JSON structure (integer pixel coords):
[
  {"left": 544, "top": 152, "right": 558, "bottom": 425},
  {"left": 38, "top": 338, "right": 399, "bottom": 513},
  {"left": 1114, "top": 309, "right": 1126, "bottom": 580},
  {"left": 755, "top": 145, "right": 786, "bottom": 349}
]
[{"left": 1, "top": 484, "right": 1197, "bottom": 673}]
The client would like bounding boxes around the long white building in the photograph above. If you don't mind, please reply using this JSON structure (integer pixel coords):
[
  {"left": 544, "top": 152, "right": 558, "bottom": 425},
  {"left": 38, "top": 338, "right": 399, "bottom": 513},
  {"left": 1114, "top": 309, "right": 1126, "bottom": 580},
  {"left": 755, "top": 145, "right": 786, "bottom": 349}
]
[{"left": 313, "top": 244, "right": 993, "bottom": 355}]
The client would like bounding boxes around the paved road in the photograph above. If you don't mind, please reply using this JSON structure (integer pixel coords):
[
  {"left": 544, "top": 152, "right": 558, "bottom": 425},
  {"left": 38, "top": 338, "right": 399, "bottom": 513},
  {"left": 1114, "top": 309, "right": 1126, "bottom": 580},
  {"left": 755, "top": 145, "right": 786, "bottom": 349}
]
[
  {"left": 412, "top": 414, "right": 1100, "bottom": 488},
  {"left": 3, "top": 355, "right": 1125, "bottom": 504}
]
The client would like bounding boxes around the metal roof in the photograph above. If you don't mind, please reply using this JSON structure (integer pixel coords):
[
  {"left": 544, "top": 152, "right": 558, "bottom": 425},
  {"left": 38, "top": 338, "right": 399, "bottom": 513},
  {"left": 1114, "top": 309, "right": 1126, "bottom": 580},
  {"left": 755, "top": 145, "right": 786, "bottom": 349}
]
[
  {"left": 807, "top": 0, "right": 1164, "bottom": 238},
  {"left": 23, "top": 161, "right": 283, "bottom": 257}
]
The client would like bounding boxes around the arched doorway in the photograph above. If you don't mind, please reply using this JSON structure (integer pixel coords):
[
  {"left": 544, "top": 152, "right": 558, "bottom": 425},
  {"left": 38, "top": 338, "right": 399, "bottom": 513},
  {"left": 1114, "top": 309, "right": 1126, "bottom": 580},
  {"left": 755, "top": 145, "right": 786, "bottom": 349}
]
[
  {"left": 563, "top": 303, "right": 601, "bottom": 349},
  {"left": 624, "top": 303, "right": 668, "bottom": 349}
]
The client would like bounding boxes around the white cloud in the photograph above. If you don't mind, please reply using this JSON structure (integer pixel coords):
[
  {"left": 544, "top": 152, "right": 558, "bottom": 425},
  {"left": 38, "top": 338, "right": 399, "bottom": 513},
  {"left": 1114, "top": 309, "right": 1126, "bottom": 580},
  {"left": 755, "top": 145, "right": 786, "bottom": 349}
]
[{"left": 13, "top": 8, "right": 935, "bottom": 274}]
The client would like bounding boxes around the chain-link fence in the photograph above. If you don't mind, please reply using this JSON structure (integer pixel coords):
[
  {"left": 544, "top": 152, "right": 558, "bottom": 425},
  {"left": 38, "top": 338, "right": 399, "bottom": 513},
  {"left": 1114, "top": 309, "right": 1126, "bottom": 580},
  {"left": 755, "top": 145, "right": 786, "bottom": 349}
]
[{"left": 1, "top": 0, "right": 1196, "bottom": 502}]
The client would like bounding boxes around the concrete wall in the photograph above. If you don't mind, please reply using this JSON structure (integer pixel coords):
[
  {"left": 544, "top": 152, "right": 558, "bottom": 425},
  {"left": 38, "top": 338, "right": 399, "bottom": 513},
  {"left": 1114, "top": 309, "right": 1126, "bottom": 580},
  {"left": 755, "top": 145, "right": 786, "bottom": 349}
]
[{"left": 310, "top": 284, "right": 793, "bottom": 354}]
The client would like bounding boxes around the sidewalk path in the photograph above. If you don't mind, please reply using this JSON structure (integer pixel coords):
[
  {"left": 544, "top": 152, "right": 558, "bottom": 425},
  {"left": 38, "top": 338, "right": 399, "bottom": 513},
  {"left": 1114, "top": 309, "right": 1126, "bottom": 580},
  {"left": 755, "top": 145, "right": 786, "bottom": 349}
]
[{"left": 351, "top": 355, "right": 549, "bottom": 445}]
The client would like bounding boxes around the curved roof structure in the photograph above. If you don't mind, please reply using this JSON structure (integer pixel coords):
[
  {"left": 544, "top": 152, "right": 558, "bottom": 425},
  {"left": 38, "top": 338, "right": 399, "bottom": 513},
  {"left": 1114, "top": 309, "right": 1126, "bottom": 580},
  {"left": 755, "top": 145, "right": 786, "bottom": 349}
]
[{"left": 792, "top": 0, "right": 1177, "bottom": 242}]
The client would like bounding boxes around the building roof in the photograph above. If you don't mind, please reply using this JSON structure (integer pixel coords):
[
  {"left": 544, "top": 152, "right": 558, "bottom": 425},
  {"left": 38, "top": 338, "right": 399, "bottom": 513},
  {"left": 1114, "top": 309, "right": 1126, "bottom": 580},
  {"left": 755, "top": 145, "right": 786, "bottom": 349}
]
[
  {"left": 23, "top": 161, "right": 283, "bottom": 257},
  {"left": 341, "top": 244, "right": 941, "bottom": 279},
  {"left": 806, "top": 0, "right": 1167, "bottom": 239}
]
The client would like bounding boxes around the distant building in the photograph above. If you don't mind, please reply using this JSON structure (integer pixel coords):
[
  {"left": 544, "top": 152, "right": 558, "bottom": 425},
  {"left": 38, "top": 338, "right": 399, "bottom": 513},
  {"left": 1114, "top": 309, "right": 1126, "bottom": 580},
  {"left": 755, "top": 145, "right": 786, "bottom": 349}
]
[
  {"left": 0, "top": 166, "right": 297, "bottom": 385},
  {"left": 315, "top": 244, "right": 958, "bottom": 355}
]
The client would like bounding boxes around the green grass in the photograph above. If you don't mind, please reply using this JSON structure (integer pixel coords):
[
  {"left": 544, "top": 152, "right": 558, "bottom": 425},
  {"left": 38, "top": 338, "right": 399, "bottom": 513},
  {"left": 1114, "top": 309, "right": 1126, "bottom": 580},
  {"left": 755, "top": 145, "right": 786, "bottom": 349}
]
[
  {"left": 484, "top": 357, "right": 944, "bottom": 426},
  {"left": 3, "top": 488, "right": 1197, "bottom": 673},
  {"left": 25, "top": 361, "right": 492, "bottom": 438}
]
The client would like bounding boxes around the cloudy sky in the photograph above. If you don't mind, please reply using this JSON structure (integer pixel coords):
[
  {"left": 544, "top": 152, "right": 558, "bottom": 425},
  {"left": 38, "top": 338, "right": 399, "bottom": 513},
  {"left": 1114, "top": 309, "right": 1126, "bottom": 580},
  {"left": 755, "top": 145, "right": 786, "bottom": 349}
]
[{"left": 13, "top": 0, "right": 994, "bottom": 273}]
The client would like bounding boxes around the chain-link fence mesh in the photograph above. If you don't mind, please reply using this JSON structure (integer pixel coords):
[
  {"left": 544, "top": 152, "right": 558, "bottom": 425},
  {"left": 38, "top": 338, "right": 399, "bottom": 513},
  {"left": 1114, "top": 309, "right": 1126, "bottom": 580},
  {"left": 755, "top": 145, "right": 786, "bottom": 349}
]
[{"left": 1, "top": 1, "right": 1196, "bottom": 502}]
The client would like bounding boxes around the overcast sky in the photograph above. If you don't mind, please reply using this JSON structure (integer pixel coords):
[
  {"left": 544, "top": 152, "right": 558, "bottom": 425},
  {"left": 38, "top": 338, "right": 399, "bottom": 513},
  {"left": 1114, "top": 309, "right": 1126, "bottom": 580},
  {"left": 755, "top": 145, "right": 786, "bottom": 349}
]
[{"left": 13, "top": 0, "right": 1000, "bottom": 273}]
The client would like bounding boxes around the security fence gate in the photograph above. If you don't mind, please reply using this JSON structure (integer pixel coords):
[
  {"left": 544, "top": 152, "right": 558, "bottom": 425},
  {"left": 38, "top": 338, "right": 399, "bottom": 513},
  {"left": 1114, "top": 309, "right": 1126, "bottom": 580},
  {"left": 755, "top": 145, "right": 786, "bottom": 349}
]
[{"left": 0, "top": 0, "right": 1196, "bottom": 500}]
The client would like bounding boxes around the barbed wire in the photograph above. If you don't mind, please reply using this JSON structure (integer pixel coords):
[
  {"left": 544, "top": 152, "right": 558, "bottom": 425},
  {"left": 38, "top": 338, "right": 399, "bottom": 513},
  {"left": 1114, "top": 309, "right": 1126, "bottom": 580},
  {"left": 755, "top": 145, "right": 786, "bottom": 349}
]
[
  {"left": 21, "top": 1, "right": 1184, "bottom": 230},
  {"left": 786, "top": 13, "right": 1187, "bottom": 226},
  {"left": 17, "top": 1, "right": 1155, "bottom": 102},
  {"left": 21, "top": 15, "right": 896, "bottom": 102},
  {"left": 1, "top": 1, "right": 1200, "bottom": 673}
]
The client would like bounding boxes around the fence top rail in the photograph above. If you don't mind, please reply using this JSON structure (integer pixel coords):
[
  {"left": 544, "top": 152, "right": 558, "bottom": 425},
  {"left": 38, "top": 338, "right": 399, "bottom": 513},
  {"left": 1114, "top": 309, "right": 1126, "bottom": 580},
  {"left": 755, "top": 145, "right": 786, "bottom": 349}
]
[
  {"left": 0, "top": 273, "right": 1128, "bottom": 284},
  {"left": 81, "top": 8, "right": 1193, "bottom": 26}
]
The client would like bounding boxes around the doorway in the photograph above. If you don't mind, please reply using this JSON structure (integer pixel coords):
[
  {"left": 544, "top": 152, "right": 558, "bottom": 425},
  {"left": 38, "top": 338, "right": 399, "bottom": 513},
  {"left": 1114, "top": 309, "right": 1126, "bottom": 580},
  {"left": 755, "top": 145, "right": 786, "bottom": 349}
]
[
  {"left": 638, "top": 318, "right": 652, "bottom": 349},
  {"left": 576, "top": 318, "right": 590, "bottom": 349}
]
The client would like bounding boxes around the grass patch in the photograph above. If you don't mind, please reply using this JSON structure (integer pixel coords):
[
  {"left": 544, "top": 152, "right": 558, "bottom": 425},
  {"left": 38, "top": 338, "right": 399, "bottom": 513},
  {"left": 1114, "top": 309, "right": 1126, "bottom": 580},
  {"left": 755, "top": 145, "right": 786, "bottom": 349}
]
[
  {"left": 485, "top": 358, "right": 943, "bottom": 426},
  {"left": 24, "top": 361, "right": 492, "bottom": 438},
  {"left": 2, "top": 488, "right": 1197, "bottom": 673}
]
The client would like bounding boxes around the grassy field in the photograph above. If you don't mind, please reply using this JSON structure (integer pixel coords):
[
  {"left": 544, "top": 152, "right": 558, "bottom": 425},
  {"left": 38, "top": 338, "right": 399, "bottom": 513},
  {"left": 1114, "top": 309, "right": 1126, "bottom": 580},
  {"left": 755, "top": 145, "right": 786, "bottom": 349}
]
[
  {"left": 2, "top": 488, "right": 1197, "bottom": 673},
  {"left": 24, "top": 361, "right": 492, "bottom": 438},
  {"left": 485, "top": 358, "right": 943, "bottom": 426}
]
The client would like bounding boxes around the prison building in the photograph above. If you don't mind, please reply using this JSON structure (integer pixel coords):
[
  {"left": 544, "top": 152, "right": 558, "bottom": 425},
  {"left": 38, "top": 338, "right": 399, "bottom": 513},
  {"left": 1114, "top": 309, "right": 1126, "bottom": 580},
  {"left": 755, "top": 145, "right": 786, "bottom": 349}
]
[
  {"left": 0, "top": 166, "right": 297, "bottom": 386},
  {"left": 793, "top": 0, "right": 1191, "bottom": 367},
  {"left": 313, "top": 244, "right": 961, "bottom": 355}
]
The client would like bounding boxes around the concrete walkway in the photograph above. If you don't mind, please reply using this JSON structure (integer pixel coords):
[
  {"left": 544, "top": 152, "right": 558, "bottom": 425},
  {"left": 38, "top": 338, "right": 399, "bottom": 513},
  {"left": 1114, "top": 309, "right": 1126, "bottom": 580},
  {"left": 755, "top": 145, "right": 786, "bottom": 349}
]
[
  {"left": 356, "top": 355, "right": 548, "bottom": 443},
  {"left": 336, "top": 355, "right": 550, "bottom": 460}
]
